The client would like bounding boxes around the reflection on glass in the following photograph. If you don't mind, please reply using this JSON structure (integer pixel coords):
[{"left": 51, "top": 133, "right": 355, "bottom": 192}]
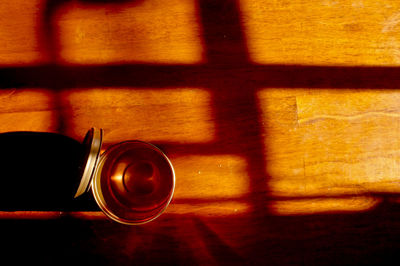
[{"left": 93, "top": 141, "right": 175, "bottom": 225}]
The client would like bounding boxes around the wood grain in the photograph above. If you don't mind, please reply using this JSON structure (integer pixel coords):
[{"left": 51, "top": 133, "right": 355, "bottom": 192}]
[
  {"left": 1, "top": 0, "right": 400, "bottom": 265},
  {"left": 59, "top": 87, "right": 214, "bottom": 143},
  {"left": 56, "top": 0, "right": 203, "bottom": 64},
  {"left": 0, "top": 1, "right": 45, "bottom": 64},
  {"left": 259, "top": 88, "right": 400, "bottom": 215},
  {"left": 241, "top": 0, "right": 400, "bottom": 66}
]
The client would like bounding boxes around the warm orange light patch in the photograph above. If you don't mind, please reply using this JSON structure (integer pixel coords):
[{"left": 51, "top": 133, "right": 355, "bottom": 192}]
[
  {"left": 0, "top": 211, "right": 106, "bottom": 220},
  {"left": 57, "top": 0, "right": 203, "bottom": 64},
  {"left": 240, "top": 0, "right": 400, "bottom": 66},
  {"left": 0, "top": 211, "right": 63, "bottom": 220},
  {"left": 167, "top": 201, "right": 250, "bottom": 217},
  {"left": 169, "top": 155, "right": 250, "bottom": 216},
  {"left": 60, "top": 88, "right": 214, "bottom": 143},
  {"left": 258, "top": 88, "right": 400, "bottom": 214},
  {"left": 0, "top": 1, "right": 46, "bottom": 65},
  {"left": 68, "top": 211, "right": 106, "bottom": 220},
  {"left": 297, "top": 90, "right": 400, "bottom": 123},
  {"left": 296, "top": 90, "right": 400, "bottom": 195},
  {"left": 271, "top": 196, "right": 380, "bottom": 216},
  {"left": 173, "top": 155, "right": 249, "bottom": 199},
  {"left": 0, "top": 89, "right": 57, "bottom": 132}
]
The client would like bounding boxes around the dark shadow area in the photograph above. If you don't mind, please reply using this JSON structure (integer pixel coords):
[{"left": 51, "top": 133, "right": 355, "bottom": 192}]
[
  {"left": 3, "top": 64, "right": 400, "bottom": 89},
  {"left": 1, "top": 201, "right": 400, "bottom": 265},
  {"left": 197, "top": 0, "right": 249, "bottom": 64},
  {"left": 0, "top": 131, "right": 97, "bottom": 211},
  {"left": 242, "top": 196, "right": 400, "bottom": 265},
  {"left": 76, "top": 0, "right": 138, "bottom": 3}
]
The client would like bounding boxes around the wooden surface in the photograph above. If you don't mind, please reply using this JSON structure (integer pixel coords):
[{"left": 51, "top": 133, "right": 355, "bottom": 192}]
[{"left": 2, "top": 0, "right": 400, "bottom": 264}]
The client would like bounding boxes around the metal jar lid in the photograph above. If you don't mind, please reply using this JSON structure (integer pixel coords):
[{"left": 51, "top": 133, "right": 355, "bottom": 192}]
[{"left": 74, "top": 128, "right": 103, "bottom": 198}]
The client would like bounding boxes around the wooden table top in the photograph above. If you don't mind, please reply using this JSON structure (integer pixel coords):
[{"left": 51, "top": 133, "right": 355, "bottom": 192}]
[{"left": 2, "top": 0, "right": 400, "bottom": 264}]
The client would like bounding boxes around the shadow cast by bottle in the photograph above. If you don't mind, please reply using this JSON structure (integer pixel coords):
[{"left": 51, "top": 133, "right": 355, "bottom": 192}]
[{"left": 0, "top": 131, "right": 98, "bottom": 211}]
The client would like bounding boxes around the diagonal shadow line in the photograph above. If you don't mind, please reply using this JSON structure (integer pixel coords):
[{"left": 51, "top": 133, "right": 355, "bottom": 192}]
[
  {"left": 1, "top": 64, "right": 400, "bottom": 89},
  {"left": 192, "top": 216, "right": 246, "bottom": 264}
]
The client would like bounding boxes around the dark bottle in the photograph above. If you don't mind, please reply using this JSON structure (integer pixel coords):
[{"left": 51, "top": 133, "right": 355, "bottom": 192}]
[{"left": 0, "top": 131, "right": 95, "bottom": 211}]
